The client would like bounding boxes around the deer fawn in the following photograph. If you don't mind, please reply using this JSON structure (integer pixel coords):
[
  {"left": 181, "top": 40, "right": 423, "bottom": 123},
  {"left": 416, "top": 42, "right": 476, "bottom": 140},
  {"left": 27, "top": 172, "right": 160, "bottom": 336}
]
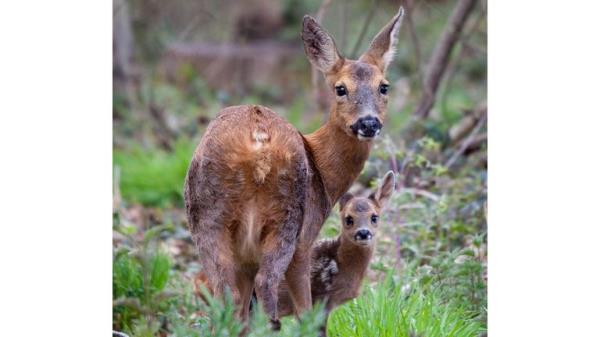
[
  {"left": 276, "top": 171, "right": 395, "bottom": 334},
  {"left": 184, "top": 8, "right": 404, "bottom": 329}
]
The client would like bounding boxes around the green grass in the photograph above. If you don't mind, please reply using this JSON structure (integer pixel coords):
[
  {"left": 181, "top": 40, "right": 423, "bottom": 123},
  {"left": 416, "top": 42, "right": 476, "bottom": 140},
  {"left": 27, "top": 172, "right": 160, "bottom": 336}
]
[
  {"left": 112, "top": 250, "right": 485, "bottom": 337},
  {"left": 328, "top": 273, "right": 485, "bottom": 337},
  {"left": 113, "top": 221, "right": 485, "bottom": 336},
  {"left": 114, "top": 139, "right": 196, "bottom": 207}
]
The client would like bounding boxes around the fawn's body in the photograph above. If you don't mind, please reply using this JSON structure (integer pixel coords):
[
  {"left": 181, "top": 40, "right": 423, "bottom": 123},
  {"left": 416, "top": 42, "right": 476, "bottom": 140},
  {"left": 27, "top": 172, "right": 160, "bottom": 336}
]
[
  {"left": 277, "top": 172, "right": 395, "bottom": 334},
  {"left": 184, "top": 8, "right": 404, "bottom": 328}
]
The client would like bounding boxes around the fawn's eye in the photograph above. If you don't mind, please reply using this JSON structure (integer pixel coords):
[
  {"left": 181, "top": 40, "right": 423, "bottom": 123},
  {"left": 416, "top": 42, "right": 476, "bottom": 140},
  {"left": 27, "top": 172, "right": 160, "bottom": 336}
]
[
  {"left": 335, "top": 85, "right": 347, "bottom": 97},
  {"left": 371, "top": 215, "right": 379, "bottom": 224},
  {"left": 379, "top": 84, "right": 389, "bottom": 95},
  {"left": 345, "top": 216, "right": 354, "bottom": 227}
]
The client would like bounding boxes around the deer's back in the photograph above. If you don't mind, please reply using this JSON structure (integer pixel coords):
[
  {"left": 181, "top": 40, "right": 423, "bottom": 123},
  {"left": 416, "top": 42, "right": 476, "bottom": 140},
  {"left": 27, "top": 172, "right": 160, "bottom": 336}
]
[{"left": 184, "top": 105, "right": 309, "bottom": 264}]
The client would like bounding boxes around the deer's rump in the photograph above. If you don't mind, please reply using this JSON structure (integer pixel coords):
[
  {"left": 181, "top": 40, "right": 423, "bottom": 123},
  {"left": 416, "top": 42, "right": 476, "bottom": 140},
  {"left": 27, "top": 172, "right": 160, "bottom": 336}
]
[{"left": 184, "top": 105, "right": 309, "bottom": 266}]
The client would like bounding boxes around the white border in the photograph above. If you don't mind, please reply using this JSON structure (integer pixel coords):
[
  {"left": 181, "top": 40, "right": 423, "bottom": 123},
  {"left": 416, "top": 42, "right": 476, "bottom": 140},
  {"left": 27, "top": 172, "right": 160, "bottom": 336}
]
[
  {"left": 0, "top": 1, "right": 112, "bottom": 336},
  {"left": 490, "top": 1, "right": 600, "bottom": 336},
  {"left": 1, "top": 0, "right": 600, "bottom": 336}
]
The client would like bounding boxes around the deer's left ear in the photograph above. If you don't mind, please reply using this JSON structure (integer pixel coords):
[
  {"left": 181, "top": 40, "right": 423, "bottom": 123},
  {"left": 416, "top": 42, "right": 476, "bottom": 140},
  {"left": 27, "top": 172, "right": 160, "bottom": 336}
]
[
  {"left": 369, "top": 171, "right": 396, "bottom": 209},
  {"left": 339, "top": 193, "right": 354, "bottom": 212},
  {"left": 302, "top": 15, "right": 344, "bottom": 73},
  {"left": 359, "top": 7, "right": 404, "bottom": 72}
]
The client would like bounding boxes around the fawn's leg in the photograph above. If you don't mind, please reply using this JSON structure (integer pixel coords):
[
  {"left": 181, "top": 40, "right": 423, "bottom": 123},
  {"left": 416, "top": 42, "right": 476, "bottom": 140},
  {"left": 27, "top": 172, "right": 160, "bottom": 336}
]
[
  {"left": 284, "top": 246, "right": 313, "bottom": 316},
  {"left": 319, "top": 312, "right": 329, "bottom": 337},
  {"left": 320, "top": 302, "right": 337, "bottom": 337},
  {"left": 236, "top": 267, "right": 256, "bottom": 321}
]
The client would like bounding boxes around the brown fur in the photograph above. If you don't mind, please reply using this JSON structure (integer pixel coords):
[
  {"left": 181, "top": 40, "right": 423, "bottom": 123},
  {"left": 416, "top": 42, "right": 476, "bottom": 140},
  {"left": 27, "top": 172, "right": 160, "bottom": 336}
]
[
  {"left": 276, "top": 171, "right": 396, "bottom": 335},
  {"left": 184, "top": 8, "right": 404, "bottom": 329}
]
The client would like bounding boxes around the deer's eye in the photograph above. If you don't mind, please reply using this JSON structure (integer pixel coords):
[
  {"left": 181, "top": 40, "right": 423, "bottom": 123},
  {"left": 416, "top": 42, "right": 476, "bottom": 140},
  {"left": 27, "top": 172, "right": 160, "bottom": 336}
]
[
  {"left": 335, "top": 85, "right": 347, "bottom": 96},
  {"left": 379, "top": 84, "right": 389, "bottom": 95},
  {"left": 345, "top": 216, "right": 354, "bottom": 227},
  {"left": 371, "top": 215, "right": 379, "bottom": 224}
]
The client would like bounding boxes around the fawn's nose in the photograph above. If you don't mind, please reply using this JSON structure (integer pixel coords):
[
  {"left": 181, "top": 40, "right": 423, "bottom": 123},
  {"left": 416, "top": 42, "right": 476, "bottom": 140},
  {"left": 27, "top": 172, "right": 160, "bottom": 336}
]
[
  {"left": 356, "top": 116, "right": 382, "bottom": 138},
  {"left": 354, "top": 229, "right": 372, "bottom": 241}
]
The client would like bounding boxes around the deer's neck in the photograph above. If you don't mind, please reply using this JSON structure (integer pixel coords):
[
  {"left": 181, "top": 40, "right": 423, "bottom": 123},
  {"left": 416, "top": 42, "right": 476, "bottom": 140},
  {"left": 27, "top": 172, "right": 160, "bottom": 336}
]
[
  {"left": 337, "top": 236, "right": 373, "bottom": 279},
  {"left": 304, "top": 121, "right": 371, "bottom": 205}
]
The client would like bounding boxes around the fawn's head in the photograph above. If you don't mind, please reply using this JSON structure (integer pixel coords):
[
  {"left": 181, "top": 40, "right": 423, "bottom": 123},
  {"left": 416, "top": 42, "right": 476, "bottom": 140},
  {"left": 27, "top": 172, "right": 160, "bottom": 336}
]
[
  {"left": 302, "top": 8, "right": 404, "bottom": 141},
  {"left": 338, "top": 171, "right": 396, "bottom": 247}
]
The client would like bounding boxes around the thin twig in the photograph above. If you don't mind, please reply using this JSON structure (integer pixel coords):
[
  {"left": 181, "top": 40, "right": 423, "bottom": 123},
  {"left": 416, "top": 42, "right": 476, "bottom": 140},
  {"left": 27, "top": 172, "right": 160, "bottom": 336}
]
[
  {"left": 439, "top": 1, "right": 486, "bottom": 111},
  {"left": 404, "top": 0, "right": 424, "bottom": 85},
  {"left": 448, "top": 103, "right": 487, "bottom": 145},
  {"left": 445, "top": 107, "right": 487, "bottom": 168},
  {"left": 401, "top": 188, "right": 441, "bottom": 201},
  {"left": 340, "top": 1, "right": 348, "bottom": 52},
  {"left": 351, "top": 0, "right": 381, "bottom": 58},
  {"left": 316, "top": 0, "right": 333, "bottom": 22},
  {"left": 414, "top": 0, "right": 478, "bottom": 119}
]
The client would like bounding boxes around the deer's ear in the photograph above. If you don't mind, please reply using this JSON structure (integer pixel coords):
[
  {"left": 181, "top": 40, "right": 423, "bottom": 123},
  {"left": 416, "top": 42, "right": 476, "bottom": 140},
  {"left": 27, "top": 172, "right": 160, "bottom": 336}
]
[
  {"left": 302, "top": 15, "right": 344, "bottom": 73},
  {"left": 339, "top": 193, "right": 354, "bottom": 212},
  {"left": 369, "top": 171, "right": 396, "bottom": 209},
  {"left": 359, "top": 7, "right": 404, "bottom": 72}
]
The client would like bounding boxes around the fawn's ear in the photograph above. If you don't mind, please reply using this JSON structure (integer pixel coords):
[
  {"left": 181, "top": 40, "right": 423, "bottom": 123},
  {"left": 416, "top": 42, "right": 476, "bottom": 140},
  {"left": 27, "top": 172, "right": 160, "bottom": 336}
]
[
  {"left": 370, "top": 171, "right": 396, "bottom": 209},
  {"left": 339, "top": 193, "right": 354, "bottom": 212},
  {"left": 359, "top": 7, "right": 404, "bottom": 72},
  {"left": 302, "top": 15, "right": 344, "bottom": 73}
]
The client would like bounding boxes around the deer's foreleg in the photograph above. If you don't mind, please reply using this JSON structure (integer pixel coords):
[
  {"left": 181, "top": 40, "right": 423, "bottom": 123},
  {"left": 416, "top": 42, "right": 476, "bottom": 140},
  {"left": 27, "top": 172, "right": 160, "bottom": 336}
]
[
  {"left": 236, "top": 267, "right": 256, "bottom": 321},
  {"left": 284, "top": 246, "right": 313, "bottom": 316}
]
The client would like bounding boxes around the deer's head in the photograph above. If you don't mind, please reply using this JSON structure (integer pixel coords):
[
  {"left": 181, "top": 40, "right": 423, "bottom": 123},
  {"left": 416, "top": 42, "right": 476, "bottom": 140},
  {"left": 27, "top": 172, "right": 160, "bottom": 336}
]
[
  {"left": 338, "top": 171, "right": 396, "bottom": 247},
  {"left": 302, "top": 8, "right": 404, "bottom": 141}
]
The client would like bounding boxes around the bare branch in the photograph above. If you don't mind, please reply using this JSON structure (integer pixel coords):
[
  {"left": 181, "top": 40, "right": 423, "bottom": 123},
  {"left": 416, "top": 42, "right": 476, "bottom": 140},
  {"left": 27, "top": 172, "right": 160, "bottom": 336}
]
[
  {"left": 439, "top": 2, "right": 487, "bottom": 110},
  {"left": 448, "top": 103, "right": 487, "bottom": 145},
  {"left": 445, "top": 105, "right": 487, "bottom": 169},
  {"left": 315, "top": 0, "right": 334, "bottom": 22},
  {"left": 351, "top": 0, "right": 381, "bottom": 58},
  {"left": 340, "top": 1, "right": 348, "bottom": 51},
  {"left": 465, "top": 133, "right": 487, "bottom": 152},
  {"left": 401, "top": 187, "right": 441, "bottom": 202},
  {"left": 404, "top": 0, "right": 424, "bottom": 85},
  {"left": 414, "top": 0, "right": 478, "bottom": 119}
]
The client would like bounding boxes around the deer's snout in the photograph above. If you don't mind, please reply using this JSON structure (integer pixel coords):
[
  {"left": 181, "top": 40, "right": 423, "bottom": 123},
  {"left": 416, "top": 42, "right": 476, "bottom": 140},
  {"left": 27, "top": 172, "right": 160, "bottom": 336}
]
[
  {"left": 354, "top": 228, "right": 373, "bottom": 241},
  {"left": 352, "top": 116, "right": 382, "bottom": 139}
]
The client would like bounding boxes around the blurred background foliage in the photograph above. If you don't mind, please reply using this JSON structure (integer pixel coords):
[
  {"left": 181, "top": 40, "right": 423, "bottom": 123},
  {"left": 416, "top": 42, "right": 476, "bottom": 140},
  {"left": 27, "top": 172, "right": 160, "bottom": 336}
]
[{"left": 113, "top": 0, "right": 487, "bottom": 335}]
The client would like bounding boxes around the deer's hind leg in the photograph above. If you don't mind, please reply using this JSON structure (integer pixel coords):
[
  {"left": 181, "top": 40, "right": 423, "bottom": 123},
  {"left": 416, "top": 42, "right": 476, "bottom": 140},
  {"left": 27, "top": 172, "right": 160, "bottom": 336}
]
[
  {"left": 254, "top": 163, "right": 307, "bottom": 329},
  {"left": 185, "top": 159, "right": 242, "bottom": 307},
  {"left": 254, "top": 228, "right": 299, "bottom": 330}
]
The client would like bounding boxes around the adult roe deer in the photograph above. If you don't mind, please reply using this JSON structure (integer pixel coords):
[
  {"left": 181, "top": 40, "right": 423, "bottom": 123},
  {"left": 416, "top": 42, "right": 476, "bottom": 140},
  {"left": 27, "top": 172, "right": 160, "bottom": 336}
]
[{"left": 184, "top": 7, "right": 404, "bottom": 328}]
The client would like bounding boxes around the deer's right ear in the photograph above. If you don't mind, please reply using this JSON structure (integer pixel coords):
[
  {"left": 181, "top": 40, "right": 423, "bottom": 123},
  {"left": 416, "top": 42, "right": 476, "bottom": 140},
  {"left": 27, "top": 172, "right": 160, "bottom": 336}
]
[
  {"left": 302, "top": 15, "right": 343, "bottom": 73},
  {"left": 369, "top": 171, "right": 396, "bottom": 209},
  {"left": 359, "top": 7, "right": 404, "bottom": 72},
  {"left": 339, "top": 193, "right": 354, "bottom": 212}
]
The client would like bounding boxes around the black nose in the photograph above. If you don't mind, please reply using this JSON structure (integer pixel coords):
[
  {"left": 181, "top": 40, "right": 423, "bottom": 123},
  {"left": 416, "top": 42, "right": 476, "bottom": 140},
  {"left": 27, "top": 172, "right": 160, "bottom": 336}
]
[
  {"left": 357, "top": 116, "right": 382, "bottom": 137},
  {"left": 354, "top": 229, "right": 372, "bottom": 241}
]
